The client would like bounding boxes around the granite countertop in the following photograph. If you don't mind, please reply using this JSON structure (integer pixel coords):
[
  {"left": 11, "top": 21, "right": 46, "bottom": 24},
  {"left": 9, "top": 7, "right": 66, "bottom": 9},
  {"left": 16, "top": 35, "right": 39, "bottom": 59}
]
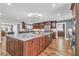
[{"left": 6, "top": 32, "right": 52, "bottom": 41}]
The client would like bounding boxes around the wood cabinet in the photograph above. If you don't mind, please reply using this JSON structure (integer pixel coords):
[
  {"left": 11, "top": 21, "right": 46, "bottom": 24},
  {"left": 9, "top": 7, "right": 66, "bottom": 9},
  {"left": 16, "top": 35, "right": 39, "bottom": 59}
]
[
  {"left": 76, "top": 24, "right": 79, "bottom": 55},
  {"left": 39, "top": 36, "right": 44, "bottom": 51},
  {"left": 33, "top": 23, "right": 44, "bottom": 29},
  {"left": 6, "top": 37, "right": 23, "bottom": 56},
  {"left": 6, "top": 35, "right": 50, "bottom": 56},
  {"left": 71, "top": 3, "right": 77, "bottom": 17},
  {"left": 23, "top": 40, "right": 33, "bottom": 56},
  {"left": 75, "top": 4, "right": 78, "bottom": 52},
  {"left": 33, "top": 23, "right": 40, "bottom": 29},
  {"left": 15, "top": 40, "right": 23, "bottom": 56},
  {"left": 33, "top": 21, "right": 50, "bottom": 29},
  {"left": 51, "top": 21, "right": 56, "bottom": 28},
  {"left": 6, "top": 37, "right": 15, "bottom": 55},
  {"left": 71, "top": 3, "right": 79, "bottom": 55},
  {"left": 45, "top": 35, "right": 49, "bottom": 46},
  {"left": 72, "top": 3, "right": 79, "bottom": 55},
  {"left": 6, "top": 37, "right": 10, "bottom": 52},
  {"left": 76, "top": 4, "right": 79, "bottom": 24},
  {"left": 33, "top": 38, "right": 40, "bottom": 56},
  {"left": 50, "top": 33, "right": 56, "bottom": 39},
  {"left": 9, "top": 38, "right": 15, "bottom": 55}
]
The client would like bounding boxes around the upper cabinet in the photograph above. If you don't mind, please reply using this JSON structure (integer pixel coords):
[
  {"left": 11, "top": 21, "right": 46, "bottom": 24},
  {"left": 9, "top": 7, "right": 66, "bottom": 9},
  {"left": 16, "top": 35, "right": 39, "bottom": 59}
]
[
  {"left": 74, "top": 3, "right": 79, "bottom": 56},
  {"left": 71, "top": 4, "right": 79, "bottom": 24},
  {"left": 71, "top": 3, "right": 77, "bottom": 18},
  {"left": 76, "top": 4, "right": 79, "bottom": 24},
  {"left": 33, "top": 21, "right": 49, "bottom": 29},
  {"left": 33, "top": 23, "right": 42, "bottom": 29},
  {"left": 71, "top": 3, "right": 79, "bottom": 56},
  {"left": 51, "top": 21, "right": 56, "bottom": 28}
]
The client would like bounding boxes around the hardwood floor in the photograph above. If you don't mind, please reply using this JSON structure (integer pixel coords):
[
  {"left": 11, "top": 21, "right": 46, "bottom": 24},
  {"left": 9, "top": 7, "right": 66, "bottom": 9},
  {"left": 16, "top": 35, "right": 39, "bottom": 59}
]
[
  {"left": 39, "top": 38, "right": 73, "bottom": 56},
  {"left": 0, "top": 37, "right": 73, "bottom": 56},
  {"left": 0, "top": 42, "right": 10, "bottom": 56}
]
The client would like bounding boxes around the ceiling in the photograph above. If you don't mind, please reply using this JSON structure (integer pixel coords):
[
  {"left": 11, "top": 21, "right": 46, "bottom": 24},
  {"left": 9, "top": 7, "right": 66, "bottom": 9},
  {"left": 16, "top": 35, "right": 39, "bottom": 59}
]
[{"left": 0, "top": 3, "right": 72, "bottom": 24}]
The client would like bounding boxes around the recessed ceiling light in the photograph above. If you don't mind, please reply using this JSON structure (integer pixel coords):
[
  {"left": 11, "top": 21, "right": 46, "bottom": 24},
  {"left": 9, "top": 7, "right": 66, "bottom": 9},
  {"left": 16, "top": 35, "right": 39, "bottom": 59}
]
[
  {"left": 7, "top": 3, "right": 12, "bottom": 6},
  {"left": 52, "top": 4, "right": 55, "bottom": 7},
  {"left": 27, "top": 13, "right": 33, "bottom": 17},
  {"left": 27, "top": 13, "right": 43, "bottom": 18}
]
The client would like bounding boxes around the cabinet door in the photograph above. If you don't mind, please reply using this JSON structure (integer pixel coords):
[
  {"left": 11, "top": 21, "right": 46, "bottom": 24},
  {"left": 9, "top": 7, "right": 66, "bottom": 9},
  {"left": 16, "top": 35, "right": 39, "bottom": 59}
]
[
  {"left": 24, "top": 40, "right": 33, "bottom": 56},
  {"left": 33, "top": 24, "right": 36, "bottom": 29},
  {"left": 14, "top": 39, "right": 18, "bottom": 56},
  {"left": 6, "top": 37, "right": 10, "bottom": 52},
  {"left": 76, "top": 24, "right": 79, "bottom": 55},
  {"left": 39, "top": 36, "right": 47, "bottom": 52},
  {"left": 77, "top": 4, "right": 79, "bottom": 24},
  {"left": 39, "top": 36, "right": 43, "bottom": 51},
  {"left": 33, "top": 23, "right": 43, "bottom": 29},
  {"left": 45, "top": 35, "right": 49, "bottom": 46},
  {"left": 33, "top": 38, "right": 40, "bottom": 56},
  {"left": 39, "top": 36, "right": 49, "bottom": 53},
  {"left": 42, "top": 36, "right": 46, "bottom": 49},
  {"left": 18, "top": 40, "right": 23, "bottom": 56},
  {"left": 15, "top": 39, "right": 23, "bottom": 56},
  {"left": 9, "top": 38, "right": 15, "bottom": 55},
  {"left": 76, "top": 4, "right": 79, "bottom": 55}
]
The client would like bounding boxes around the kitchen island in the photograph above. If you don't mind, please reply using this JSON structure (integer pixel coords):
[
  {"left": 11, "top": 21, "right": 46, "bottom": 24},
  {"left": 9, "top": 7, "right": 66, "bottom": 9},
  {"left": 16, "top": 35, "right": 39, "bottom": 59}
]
[{"left": 6, "top": 32, "right": 53, "bottom": 56}]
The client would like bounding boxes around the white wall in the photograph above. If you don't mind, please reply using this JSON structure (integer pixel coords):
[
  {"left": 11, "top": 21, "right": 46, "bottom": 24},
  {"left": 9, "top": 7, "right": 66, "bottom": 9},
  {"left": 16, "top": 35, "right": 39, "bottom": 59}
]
[
  {"left": 13, "top": 25, "right": 18, "bottom": 34},
  {"left": 1, "top": 25, "right": 12, "bottom": 32}
]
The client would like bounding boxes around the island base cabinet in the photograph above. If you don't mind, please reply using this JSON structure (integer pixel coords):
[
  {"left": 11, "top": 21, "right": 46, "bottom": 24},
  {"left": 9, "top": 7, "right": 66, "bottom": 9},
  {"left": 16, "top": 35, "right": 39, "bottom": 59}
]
[
  {"left": 6, "top": 35, "right": 50, "bottom": 56},
  {"left": 33, "top": 38, "right": 40, "bottom": 56},
  {"left": 45, "top": 35, "right": 49, "bottom": 46},
  {"left": 6, "top": 37, "right": 10, "bottom": 53},
  {"left": 23, "top": 40, "right": 33, "bottom": 56},
  {"left": 6, "top": 37, "right": 15, "bottom": 56},
  {"left": 23, "top": 39, "right": 40, "bottom": 56},
  {"left": 15, "top": 40, "right": 23, "bottom": 56}
]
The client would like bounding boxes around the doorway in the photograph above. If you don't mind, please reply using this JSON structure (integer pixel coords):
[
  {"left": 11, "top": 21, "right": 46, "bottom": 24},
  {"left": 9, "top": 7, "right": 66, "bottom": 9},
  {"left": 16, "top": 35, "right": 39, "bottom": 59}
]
[{"left": 56, "top": 20, "right": 76, "bottom": 55}]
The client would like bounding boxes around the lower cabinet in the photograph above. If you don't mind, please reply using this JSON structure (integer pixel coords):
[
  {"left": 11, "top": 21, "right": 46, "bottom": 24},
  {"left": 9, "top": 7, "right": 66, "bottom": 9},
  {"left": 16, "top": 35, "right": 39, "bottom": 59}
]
[
  {"left": 32, "top": 38, "right": 39, "bottom": 56},
  {"left": 6, "top": 37, "right": 10, "bottom": 52},
  {"left": 45, "top": 35, "right": 49, "bottom": 46},
  {"left": 24, "top": 40, "right": 33, "bottom": 56},
  {"left": 6, "top": 37, "right": 15, "bottom": 56},
  {"left": 9, "top": 38, "right": 15, "bottom": 56},
  {"left": 15, "top": 40, "right": 23, "bottom": 56},
  {"left": 6, "top": 35, "right": 50, "bottom": 56},
  {"left": 76, "top": 24, "right": 79, "bottom": 55}
]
